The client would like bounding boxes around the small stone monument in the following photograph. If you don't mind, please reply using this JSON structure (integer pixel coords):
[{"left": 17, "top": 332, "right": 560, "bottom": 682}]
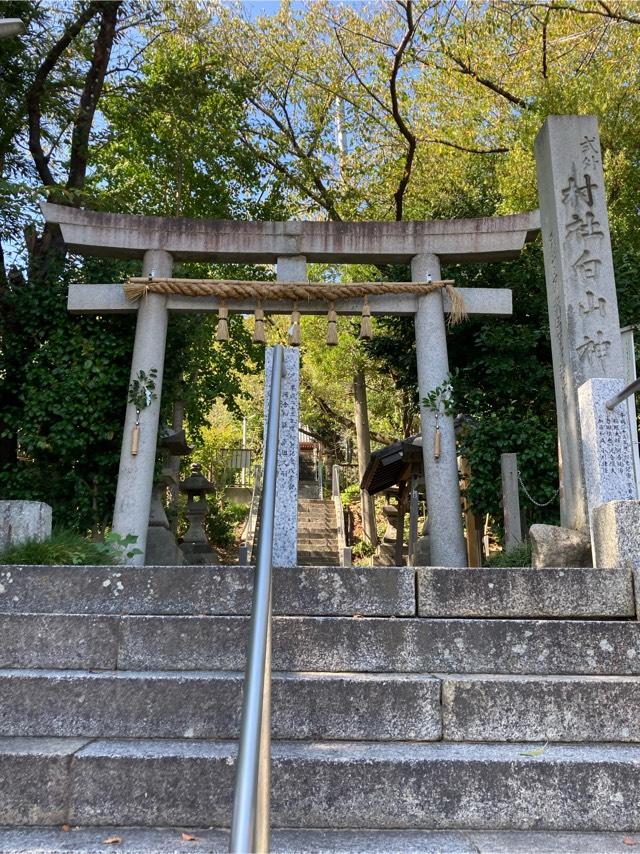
[
  {"left": 413, "top": 518, "right": 432, "bottom": 567},
  {"left": 578, "top": 377, "right": 639, "bottom": 565},
  {"left": 264, "top": 345, "right": 299, "bottom": 567},
  {"left": 179, "top": 464, "right": 218, "bottom": 565},
  {"left": 0, "top": 501, "right": 52, "bottom": 551},
  {"left": 373, "top": 503, "right": 400, "bottom": 566}
]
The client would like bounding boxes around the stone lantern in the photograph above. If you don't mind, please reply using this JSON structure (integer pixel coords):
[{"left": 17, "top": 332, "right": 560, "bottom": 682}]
[
  {"left": 179, "top": 464, "right": 218, "bottom": 565},
  {"left": 146, "top": 428, "right": 192, "bottom": 565}
]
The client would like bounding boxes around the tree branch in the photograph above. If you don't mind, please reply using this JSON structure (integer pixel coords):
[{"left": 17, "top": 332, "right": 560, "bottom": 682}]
[
  {"left": 390, "top": 0, "right": 418, "bottom": 220},
  {"left": 302, "top": 375, "right": 393, "bottom": 445},
  {"left": 26, "top": 2, "right": 101, "bottom": 189},
  {"left": 246, "top": 91, "right": 341, "bottom": 220},
  {"left": 421, "top": 136, "right": 509, "bottom": 154},
  {"left": 67, "top": 2, "right": 121, "bottom": 190},
  {"left": 443, "top": 50, "right": 530, "bottom": 108},
  {"left": 238, "top": 130, "right": 342, "bottom": 220}
]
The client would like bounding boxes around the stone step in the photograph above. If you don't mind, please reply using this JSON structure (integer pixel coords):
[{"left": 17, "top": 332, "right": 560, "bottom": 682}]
[
  {"left": 297, "top": 546, "right": 339, "bottom": 555},
  {"left": 1, "top": 564, "right": 627, "bottom": 621},
  {"left": 4, "top": 668, "right": 640, "bottom": 744},
  {"left": 2, "top": 738, "right": 639, "bottom": 829},
  {"left": 0, "top": 827, "right": 637, "bottom": 853},
  {"left": 442, "top": 674, "right": 640, "bottom": 742},
  {"left": 0, "top": 566, "right": 414, "bottom": 617},
  {"left": 0, "top": 670, "right": 440, "bottom": 741},
  {"left": 297, "top": 559, "right": 340, "bottom": 567},
  {"left": 297, "top": 531, "right": 338, "bottom": 539},
  {"left": 4, "top": 615, "right": 640, "bottom": 673},
  {"left": 418, "top": 567, "right": 635, "bottom": 619}
]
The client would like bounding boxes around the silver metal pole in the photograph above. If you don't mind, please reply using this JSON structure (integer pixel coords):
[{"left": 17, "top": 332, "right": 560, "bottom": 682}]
[
  {"left": 230, "top": 345, "right": 284, "bottom": 854},
  {"left": 606, "top": 377, "right": 640, "bottom": 411},
  {"left": 241, "top": 417, "right": 247, "bottom": 487}
]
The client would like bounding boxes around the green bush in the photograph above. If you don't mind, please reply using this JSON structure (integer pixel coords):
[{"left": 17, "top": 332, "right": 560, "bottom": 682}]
[
  {"left": 486, "top": 542, "right": 532, "bottom": 567},
  {"left": 203, "top": 497, "right": 248, "bottom": 547},
  {"left": 341, "top": 483, "right": 361, "bottom": 505},
  {"left": 351, "top": 539, "right": 376, "bottom": 559},
  {"left": 0, "top": 528, "right": 122, "bottom": 565}
]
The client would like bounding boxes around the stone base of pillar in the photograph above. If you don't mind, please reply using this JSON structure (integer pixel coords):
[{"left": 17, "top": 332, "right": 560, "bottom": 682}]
[
  {"left": 413, "top": 534, "right": 431, "bottom": 567},
  {"left": 146, "top": 526, "right": 185, "bottom": 566},
  {"left": 592, "top": 500, "right": 640, "bottom": 570},
  {"left": 179, "top": 542, "right": 219, "bottom": 565}
]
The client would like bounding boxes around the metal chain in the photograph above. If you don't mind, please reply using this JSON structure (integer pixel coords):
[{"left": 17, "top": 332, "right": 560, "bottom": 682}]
[{"left": 517, "top": 469, "right": 560, "bottom": 507}]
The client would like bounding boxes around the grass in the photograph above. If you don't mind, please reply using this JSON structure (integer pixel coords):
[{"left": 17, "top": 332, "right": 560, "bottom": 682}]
[
  {"left": 0, "top": 528, "right": 118, "bottom": 565},
  {"left": 485, "top": 541, "right": 532, "bottom": 567}
]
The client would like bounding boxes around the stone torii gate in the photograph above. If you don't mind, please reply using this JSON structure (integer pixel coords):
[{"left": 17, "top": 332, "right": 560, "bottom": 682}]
[{"left": 43, "top": 202, "right": 539, "bottom": 566}]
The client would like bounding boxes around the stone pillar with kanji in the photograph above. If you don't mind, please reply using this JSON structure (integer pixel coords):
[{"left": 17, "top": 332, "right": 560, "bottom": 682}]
[{"left": 535, "top": 115, "right": 626, "bottom": 533}]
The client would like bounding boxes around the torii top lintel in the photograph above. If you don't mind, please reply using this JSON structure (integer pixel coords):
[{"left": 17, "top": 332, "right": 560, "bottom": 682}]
[{"left": 42, "top": 203, "right": 540, "bottom": 265}]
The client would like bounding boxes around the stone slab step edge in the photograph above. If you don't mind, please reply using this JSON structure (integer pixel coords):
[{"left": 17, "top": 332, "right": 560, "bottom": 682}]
[
  {"left": 0, "top": 565, "right": 634, "bottom": 620},
  {"left": 0, "top": 566, "right": 415, "bottom": 617},
  {"left": 2, "top": 738, "right": 640, "bottom": 830},
  {"left": 1, "top": 827, "right": 638, "bottom": 853},
  {"left": 4, "top": 614, "right": 640, "bottom": 674},
  {"left": 3, "top": 670, "right": 640, "bottom": 743},
  {"left": 0, "top": 669, "right": 441, "bottom": 741},
  {"left": 417, "top": 567, "right": 635, "bottom": 619}
]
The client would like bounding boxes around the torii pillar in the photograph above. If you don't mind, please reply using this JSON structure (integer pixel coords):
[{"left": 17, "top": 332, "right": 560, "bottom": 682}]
[
  {"left": 413, "top": 253, "right": 467, "bottom": 566},
  {"left": 112, "top": 249, "right": 172, "bottom": 563}
]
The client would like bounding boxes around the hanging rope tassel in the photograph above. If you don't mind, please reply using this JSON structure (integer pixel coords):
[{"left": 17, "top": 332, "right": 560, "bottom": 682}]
[
  {"left": 288, "top": 302, "right": 301, "bottom": 346},
  {"left": 253, "top": 303, "right": 265, "bottom": 344},
  {"left": 444, "top": 283, "right": 468, "bottom": 326},
  {"left": 327, "top": 302, "right": 338, "bottom": 346},
  {"left": 359, "top": 295, "right": 372, "bottom": 340},
  {"left": 216, "top": 303, "right": 229, "bottom": 341}
]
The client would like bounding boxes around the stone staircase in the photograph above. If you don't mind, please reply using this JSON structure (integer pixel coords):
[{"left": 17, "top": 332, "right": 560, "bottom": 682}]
[
  {"left": 297, "top": 497, "right": 340, "bottom": 566},
  {"left": 0, "top": 563, "right": 639, "bottom": 852}
]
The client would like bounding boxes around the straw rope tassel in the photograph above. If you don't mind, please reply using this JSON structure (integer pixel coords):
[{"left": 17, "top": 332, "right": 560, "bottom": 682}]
[
  {"left": 288, "top": 302, "right": 301, "bottom": 346},
  {"left": 359, "top": 295, "right": 372, "bottom": 340},
  {"left": 445, "top": 284, "right": 468, "bottom": 326},
  {"left": 253, "top": 302, "right": 265, "bottom": 344},
  {"left": 216, "top": 303, "right": 229, "bottom": 341},
  {"left": 327, "top": 302, "right": 338, "bottom": 346}
]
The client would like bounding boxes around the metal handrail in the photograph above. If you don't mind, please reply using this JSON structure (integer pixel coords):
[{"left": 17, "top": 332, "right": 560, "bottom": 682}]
[
  {"left": 230, "top": 345, "right": 285, "bottom": 853},
  {"left": 331, "top": 464, "right": 352, "bottom": 567},
  {"left": 239, "top": 465, "right": 263, "bottom": 565},
  {"left": 606, "top": 377, "right": 640, "bottom": 411}
]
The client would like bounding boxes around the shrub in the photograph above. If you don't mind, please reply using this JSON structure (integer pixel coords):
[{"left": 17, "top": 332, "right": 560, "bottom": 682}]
[
  {"left": 341, "top": 483, "right": 361, "bottom": 505},
  {"left": 486, "top": 542, "right": 531, "bottom": 567},
  {"left": 0, "top": 528, "right": 121, "bottom": 565},
  {"left": 351, "top": 539, "right": 376, "bottom": 559},
  {"left": 203, "top": 497, "right": 248, "bottom": 547}
]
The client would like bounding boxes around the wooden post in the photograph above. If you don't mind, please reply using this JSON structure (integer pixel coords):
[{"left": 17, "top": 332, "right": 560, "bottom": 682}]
[
  {"left": 460, "top": 456, "right": 482, "bottom": 567},
  {"left": 407, "top": 474, "right": 419, "bottom": 565},
  {"left": 394, "top": 483, "right": 407, "bottom": 566},
  {"left": 501, "top": 452, "right": 523, "bottom": 551}
]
